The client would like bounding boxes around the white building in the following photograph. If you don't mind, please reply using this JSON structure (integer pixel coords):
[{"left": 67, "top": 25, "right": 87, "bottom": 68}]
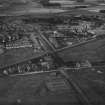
[{"left": 49, "top": 0, "right": 76, "bottom": 4}]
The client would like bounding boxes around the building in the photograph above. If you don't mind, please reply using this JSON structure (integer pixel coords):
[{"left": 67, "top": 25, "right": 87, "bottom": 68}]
[
  {"left": 6, "top": 37, "right": 32, "bottom": 49},
  {"left": 49, "top": 0, "right": 76, "bottom": 4}
]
